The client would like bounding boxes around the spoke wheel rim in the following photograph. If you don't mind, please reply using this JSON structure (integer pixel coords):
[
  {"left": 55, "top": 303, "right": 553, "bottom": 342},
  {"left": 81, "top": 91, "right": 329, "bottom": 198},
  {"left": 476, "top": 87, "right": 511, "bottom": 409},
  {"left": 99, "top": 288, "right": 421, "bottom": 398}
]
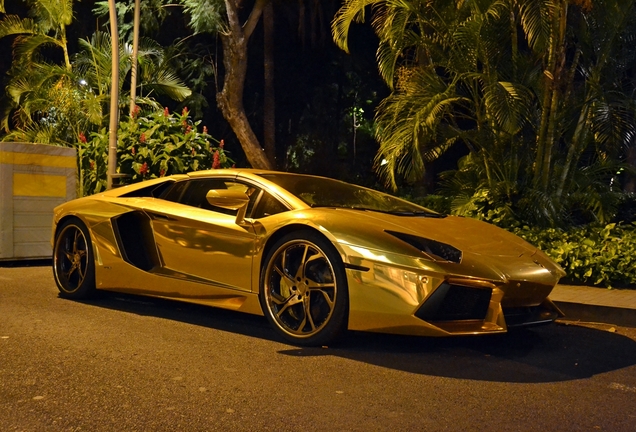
[
  {"left": 264, "top": 240, "right": 337, "bottom": 339},
  {"left": 54, "top": 225, "right": 89, "bottom": 293}
]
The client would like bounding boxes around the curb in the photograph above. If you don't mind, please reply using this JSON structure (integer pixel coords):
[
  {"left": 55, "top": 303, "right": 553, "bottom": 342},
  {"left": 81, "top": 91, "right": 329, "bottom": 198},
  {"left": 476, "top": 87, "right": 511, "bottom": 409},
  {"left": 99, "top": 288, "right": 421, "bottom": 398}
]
[{"left": 554, "top": 301, "right": 636, "bottom": 328}]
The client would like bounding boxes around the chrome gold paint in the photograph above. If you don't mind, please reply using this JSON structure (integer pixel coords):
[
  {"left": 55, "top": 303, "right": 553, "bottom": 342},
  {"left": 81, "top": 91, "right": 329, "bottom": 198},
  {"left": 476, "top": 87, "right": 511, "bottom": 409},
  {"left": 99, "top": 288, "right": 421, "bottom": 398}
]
[{"left": 52, "top": 169, "right": 565, "bottom": 337}]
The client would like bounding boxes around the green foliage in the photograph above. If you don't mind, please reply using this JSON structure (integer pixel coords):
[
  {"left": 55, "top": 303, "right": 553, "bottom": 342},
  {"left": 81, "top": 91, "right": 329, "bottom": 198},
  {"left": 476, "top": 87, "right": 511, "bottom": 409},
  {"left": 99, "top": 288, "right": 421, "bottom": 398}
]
[
  {"left": 1, "top": 0, "right": 191, "bottom": 145},
  {"left": 94, "top": 0, "right": 227, "bottom": 37},
  {"left": 93, "top": 0, "right": 169, "bottom": 40},
  {"left": 333, "top": 0, "right": 636, "bottom": 228},
  {"left": 180, "top": 0, "right": 226, "bottom": 34},
  {"left": 163, "top": 41, "right": 217, "bottom": 120},
  {"left": 513, "top": 223, "right": 636, "bottom": 289},
  {"left": 78, "top": 107, "right": 233, "bottom": 196},
  {"left": 0, "top": 0, "right": 75, "bottom": 133}
]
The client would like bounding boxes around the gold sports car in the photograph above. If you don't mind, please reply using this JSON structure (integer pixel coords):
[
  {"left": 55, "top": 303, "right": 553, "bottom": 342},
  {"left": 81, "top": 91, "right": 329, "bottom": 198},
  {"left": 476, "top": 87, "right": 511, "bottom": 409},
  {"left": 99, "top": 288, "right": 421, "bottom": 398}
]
[{"left": 52, "top": 169, "right": 565, "bottom": 346}]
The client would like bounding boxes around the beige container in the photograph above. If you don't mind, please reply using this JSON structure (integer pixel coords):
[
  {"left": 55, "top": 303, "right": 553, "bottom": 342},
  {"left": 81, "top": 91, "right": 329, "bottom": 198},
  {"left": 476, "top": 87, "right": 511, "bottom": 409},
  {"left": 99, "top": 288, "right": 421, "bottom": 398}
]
[{"left": 0, "top": 142, "right": 76, "bottom": 260}]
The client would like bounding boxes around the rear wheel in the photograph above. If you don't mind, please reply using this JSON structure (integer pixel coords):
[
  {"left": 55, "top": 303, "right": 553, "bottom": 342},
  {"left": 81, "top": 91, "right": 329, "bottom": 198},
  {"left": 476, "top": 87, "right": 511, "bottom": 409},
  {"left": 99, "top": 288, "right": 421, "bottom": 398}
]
[
  {"left": 53, "top": 218, "right": 96, "bottom": 299},
  {"left": 260, "top": 230, "right": 348, "bottom": 346}
]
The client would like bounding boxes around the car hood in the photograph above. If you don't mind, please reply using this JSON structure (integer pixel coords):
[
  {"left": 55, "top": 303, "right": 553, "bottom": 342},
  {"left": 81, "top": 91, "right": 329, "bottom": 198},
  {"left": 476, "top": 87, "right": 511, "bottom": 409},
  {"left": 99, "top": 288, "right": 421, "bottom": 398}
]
[
  {"left": 312, "top": 208, "right": 528, "bottom": 254},
  {"left": 304, "top": 208, "right": 564, "bottom": 285}
]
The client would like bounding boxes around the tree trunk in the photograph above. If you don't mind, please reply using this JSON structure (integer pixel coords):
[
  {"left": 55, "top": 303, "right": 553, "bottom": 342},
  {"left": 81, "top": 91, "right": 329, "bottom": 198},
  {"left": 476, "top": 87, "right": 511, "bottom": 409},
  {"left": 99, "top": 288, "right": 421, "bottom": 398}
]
[{"left": 217, "top": 0, "right": 273, "bottom": 170}]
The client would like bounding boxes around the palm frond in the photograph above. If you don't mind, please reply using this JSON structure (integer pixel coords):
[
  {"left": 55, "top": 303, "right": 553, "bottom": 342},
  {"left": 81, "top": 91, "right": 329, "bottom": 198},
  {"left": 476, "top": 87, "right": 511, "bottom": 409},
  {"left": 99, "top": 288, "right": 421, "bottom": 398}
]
[
  {"left": 141, "top": 68, "right": 192, "bottom": 101},
  {"left": 332, "top": 0, "right": 378, "bottom": 53},
  {"left": 375, "top": 69, "right": 468, "bottom": 189},
  {"left": 0, "top": 15, "right": 38, "bottom": 39},
  {"left": 81, "top": 92, "right": 108, "bottom": 126},
  {"left": 13, "top": 33, "right": 64, "bottom": 61},
  {"left": 588, "top": 96, "right": 636, "bottom": 154},
  {"left": 484, "top": 81, "right": 534, "bottom": 134},
  {"left": 29, "top": 0, "right": 74, "bottom": 30},
  {"left": 1, "top": 122, "right": 61, "bottom": 145},
  {"left": 516, "top": 0, "right": 554, "bottom": 53}
]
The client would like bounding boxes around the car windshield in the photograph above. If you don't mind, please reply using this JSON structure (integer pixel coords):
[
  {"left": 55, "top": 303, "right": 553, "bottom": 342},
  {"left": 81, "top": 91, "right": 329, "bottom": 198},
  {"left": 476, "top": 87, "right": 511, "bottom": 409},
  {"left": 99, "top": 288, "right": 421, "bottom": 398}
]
[{"left": 258, "top": 173, "right": 443, "bottom": 217}]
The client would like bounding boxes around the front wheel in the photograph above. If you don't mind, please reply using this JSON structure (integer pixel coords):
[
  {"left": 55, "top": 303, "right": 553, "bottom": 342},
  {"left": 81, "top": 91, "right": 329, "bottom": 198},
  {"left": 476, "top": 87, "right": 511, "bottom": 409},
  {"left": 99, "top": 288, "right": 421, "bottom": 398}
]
[
  {"left": 260, "top": 230, "right": 349, "bottom": 346},
  {"left": 52, "top": 218, "right": 96, "bottom": 299}
]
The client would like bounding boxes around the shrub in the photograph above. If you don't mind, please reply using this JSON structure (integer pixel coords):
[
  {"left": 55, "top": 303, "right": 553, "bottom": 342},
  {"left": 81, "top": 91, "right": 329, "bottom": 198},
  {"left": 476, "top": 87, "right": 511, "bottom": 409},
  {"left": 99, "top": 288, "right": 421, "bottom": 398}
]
[
  {"left": 513, "top": 223, "right": 636, "bottom": 288},
  {"left": 78, "top": 107, "right": 232, "bottom": 195}
]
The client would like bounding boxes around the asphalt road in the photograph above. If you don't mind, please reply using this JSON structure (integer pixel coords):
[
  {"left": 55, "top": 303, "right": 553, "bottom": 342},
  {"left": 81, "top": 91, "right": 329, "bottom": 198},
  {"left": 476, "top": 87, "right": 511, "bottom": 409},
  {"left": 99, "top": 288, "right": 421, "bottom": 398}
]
[{"left": 1, "top": 266, "right": 636, "bottom": 432}]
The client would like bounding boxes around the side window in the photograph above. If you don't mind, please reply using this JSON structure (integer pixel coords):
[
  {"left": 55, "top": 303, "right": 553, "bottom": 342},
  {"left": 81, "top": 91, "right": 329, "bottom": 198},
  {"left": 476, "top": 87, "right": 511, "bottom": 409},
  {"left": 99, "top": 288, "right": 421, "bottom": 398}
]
[
  {"left": 158, "top": 178, "right": 279, "bottom": 218},
  {"left": 251, "top": 192, "right": 288, "bottom": 219},
  {"left": 180, "top": 179, "right": 228, "bottom": 208},
  {"left": 159, "top": 180, "right": 189, "bottom": 202}
]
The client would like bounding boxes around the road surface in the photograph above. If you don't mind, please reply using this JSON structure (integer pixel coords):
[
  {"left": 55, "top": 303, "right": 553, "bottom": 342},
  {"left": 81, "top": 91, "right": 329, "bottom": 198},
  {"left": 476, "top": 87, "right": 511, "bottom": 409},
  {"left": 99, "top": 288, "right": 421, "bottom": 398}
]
[{"left": 1, "top": 266, "right": 635, "bottom": 431}]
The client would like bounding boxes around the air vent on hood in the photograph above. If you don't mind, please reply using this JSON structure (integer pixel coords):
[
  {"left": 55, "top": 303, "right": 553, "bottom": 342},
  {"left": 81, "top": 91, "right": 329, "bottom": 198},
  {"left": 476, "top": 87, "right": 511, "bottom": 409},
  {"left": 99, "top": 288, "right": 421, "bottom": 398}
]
[{"left": 386, "top": 230, "right": 462, "bottom": 263}]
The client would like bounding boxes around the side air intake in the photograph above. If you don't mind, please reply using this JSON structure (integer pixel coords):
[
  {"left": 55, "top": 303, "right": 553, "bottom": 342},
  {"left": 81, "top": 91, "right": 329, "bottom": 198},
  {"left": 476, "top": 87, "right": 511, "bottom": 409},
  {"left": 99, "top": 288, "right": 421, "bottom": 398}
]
[{"left": 112, "top": 211, "right": 160, "bottom": 271}]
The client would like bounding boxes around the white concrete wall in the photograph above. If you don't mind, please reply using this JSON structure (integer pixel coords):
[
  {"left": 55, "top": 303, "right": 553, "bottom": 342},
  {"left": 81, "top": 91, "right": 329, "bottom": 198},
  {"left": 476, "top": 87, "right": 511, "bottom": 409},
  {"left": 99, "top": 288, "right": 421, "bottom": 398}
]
[{"left": 0, "top": 142, "right": 76, "bottom": 259}]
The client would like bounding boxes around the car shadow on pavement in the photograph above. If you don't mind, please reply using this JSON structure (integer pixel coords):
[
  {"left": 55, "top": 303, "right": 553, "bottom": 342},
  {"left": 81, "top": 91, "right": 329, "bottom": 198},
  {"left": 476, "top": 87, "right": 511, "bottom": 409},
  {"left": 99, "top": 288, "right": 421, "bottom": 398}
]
[
  {"left": 79, "top": 291, "right": 636, "bottom": 384},
  {"left": 280, "top": 325, "right": 636, "bottom": 383},
  {"left": 75, "top": 290, "right": 278, "bottom": 340}
]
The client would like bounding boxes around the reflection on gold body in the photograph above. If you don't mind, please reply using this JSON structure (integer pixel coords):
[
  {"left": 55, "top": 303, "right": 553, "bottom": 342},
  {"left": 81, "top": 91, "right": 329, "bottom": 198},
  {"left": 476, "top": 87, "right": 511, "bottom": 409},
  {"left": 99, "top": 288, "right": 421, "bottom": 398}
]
[
  {"left": 142, "top": 199, "right": 255, "bottom": 292},
  {"left": 52, "top": 169, "right": 565, "bottom": 337}
]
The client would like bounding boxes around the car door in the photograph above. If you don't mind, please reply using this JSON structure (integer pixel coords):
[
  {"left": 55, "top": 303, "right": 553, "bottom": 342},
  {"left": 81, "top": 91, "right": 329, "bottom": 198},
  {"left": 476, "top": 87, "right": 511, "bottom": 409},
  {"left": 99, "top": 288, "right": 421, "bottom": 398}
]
[{"left": 142, "top": 178, "right": 257, "bottom": 292}]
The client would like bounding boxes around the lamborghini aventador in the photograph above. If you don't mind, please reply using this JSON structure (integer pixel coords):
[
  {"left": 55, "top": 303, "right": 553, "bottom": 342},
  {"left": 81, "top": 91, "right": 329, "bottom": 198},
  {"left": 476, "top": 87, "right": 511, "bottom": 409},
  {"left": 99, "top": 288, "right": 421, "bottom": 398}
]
[{"left": 52, "top": 169, "right": 565, "bottom": 346}]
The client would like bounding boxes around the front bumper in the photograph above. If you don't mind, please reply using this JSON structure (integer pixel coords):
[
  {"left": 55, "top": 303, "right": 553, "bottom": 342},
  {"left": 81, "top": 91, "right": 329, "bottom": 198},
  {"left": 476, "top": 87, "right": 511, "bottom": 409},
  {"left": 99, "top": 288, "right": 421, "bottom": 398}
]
[{"left": 343, "top": 250, "right": 563, "bottom": 336}]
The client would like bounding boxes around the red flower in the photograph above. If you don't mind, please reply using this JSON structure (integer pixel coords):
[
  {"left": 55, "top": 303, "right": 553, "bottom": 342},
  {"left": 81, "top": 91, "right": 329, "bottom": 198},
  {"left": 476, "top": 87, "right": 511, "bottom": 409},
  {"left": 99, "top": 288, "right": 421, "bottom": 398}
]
[
  {"left": 186, "top": 125, "right": 192, "bottom": 134},
  {"left": 131, "top": 147, "right": 136, "bottom": 155},
  {"left": 89, "top": 161, "right": 95, "bottom": 170},
  {"left": 160, "top": 169, "right": 166, "bottom": 177},
  {"left": 163, "top": 107, "right": 169, "bottom": 116},
  {"left": 79, "top": 133, "right": 87, "bottom": 143},
  {"left": 191, "top": 147, "right": 196, "bottom": 156},
  {"left": 203, "top": 126, "right": 208, "bottom": 134},
  {"left": 182, "top": 106, "right": 189, "bottom": 116},
  {"left": 139, "top": 133, "right": 146, "bottom": 143},
  {"left": 219, "top": 139, "right": 225, "bottom": 149},
  {"left": 139, "top": 162, "right": 149, "bottom": 176},
  {"left": 212, "top": 150, "right": 221, "bottom": 169},
  {"left": 131, "top": 105, "right": 141, "bottom": 118}
]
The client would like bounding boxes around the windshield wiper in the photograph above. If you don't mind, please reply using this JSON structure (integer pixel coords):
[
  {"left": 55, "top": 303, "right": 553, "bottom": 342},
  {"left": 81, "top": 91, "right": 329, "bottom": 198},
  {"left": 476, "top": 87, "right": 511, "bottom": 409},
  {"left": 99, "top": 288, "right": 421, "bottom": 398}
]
[
  {"left": 387, "top": 210, "right": 445, "bottom": 218},
  {"left": 311, "top": 205, "right": 444, "bottom": 217},
  {"left": 312, "top": 205, "right": 386, "bottom": 213}
]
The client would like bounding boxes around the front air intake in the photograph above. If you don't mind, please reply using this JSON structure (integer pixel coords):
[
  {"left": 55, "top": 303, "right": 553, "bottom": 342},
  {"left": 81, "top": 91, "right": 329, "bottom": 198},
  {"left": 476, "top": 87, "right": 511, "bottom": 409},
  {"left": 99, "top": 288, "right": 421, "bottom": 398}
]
[{"left": 415, "top": 283, "right": 492, "bottom": 322}]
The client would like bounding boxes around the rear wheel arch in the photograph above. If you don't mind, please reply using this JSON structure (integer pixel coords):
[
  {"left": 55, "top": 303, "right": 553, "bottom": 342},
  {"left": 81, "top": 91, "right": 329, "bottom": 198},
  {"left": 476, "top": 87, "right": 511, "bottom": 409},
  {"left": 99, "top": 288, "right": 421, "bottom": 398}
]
[{"left": 54, "top": 214, "right": 87, "bottom": 239}]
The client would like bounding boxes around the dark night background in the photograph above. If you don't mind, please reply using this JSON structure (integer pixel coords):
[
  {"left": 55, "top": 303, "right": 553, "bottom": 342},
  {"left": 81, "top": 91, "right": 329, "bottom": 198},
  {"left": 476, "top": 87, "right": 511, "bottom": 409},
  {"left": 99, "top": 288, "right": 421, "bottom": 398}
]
[{"left": 0, "top": 1, "right": 410, "bottom": 188}]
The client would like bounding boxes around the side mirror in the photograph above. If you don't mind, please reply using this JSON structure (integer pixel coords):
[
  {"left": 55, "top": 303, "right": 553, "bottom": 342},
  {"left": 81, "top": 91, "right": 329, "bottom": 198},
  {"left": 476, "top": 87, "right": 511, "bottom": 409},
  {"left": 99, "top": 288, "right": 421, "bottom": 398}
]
[{"left": 206, "top": 189, "right": 250, "bottom": 225}]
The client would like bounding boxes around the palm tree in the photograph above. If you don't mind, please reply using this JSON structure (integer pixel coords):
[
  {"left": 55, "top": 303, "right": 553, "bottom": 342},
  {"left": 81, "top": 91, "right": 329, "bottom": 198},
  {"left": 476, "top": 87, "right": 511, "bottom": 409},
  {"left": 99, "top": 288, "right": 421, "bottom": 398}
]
[
  {"left": 0, "top": 0, "right": 75, "bottom": 133},
  {"left": 0, "top": 1, "right": 191, "bottom": 146},
  {"left": 74, "top": 31, "right": 191, "bottom": 104},
  {"left": 333, "top": 0, "right": 636, "bottom": 226}
]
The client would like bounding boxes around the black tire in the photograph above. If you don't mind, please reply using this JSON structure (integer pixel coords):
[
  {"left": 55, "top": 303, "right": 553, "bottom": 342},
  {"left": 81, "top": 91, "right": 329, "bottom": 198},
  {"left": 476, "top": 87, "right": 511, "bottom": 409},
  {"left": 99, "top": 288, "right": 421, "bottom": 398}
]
[
  {"left": 52, "top": 218, "right": 96, "bottom": 299},
  {"left": 259, "top": 230, "right": 349, "bottom": 346}
]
